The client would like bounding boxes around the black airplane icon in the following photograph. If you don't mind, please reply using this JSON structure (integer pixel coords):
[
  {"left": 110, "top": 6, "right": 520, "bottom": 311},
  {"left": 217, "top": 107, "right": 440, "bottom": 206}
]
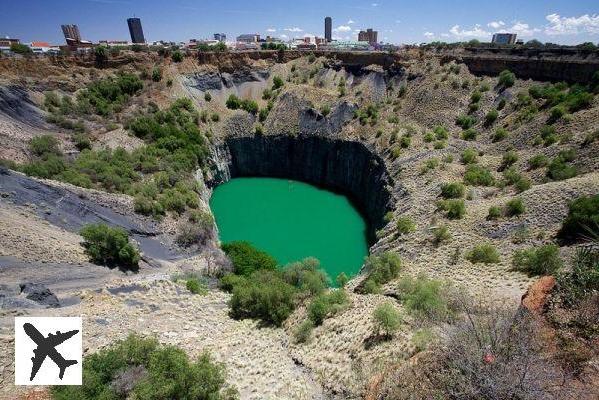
[{"left": 23, "top": 322, "right": 79, "bottom": 381}]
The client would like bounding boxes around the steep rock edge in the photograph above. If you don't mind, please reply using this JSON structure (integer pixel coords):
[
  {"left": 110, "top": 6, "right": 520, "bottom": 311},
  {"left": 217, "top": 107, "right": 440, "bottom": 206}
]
[{"left": 208, "top": 134, "right": 400, "bottom": 242}]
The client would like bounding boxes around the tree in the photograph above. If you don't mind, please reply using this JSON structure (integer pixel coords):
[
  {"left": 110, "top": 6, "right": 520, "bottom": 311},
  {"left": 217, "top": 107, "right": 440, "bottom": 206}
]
[
  {"left": 373, "top": 303, "right": 401, "bottom": 336},
  {"left": 272, "top": 76, "right": 284, "bottom": 90},
  {"left": 10, "top": 43, "right": 32, "bottom": 54},
  {"left": 221, "top": 241, "right": 277, "bottom": 276},
  {"left": 557, "top": 194, "right": 599, "bottom": 243},
  {"left": 79, "top": 223, "right": 140, "bottom": 270},
  {"left": 171, "top": 50, "right": 183, "bottom": 62},
  {"left": 498, "top": 69, "right": 516, "bottom": 88}
]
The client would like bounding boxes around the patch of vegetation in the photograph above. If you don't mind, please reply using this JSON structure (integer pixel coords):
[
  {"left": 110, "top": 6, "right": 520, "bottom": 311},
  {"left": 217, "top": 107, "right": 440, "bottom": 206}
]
[
  {"left": 466, "top": 243, "right": 500, "bottom": 264},
  {"left": 372, "top": 303, "right": 402, "bottom": 336},
  {"left": 171, "top": 50, "right": 183, "bottom": 62},
  {"left": 460, "top": 148, "right": 478, "bottom": 164},
  {"left": 463, "top": 164, "right": 495, "bottom": 186},
  {"left": 431, "top": 224, "right": 451, "bottom": 246},
  {"left": 440, "top": 182, "right": 465, "bottom": 199},
  {"left": 499, "top": 150, "right": 518, "bottom": 171},
  {"left": 307, "top": 289, "right": 349, "bottom": 326},
  {"left": 492, "top": 127, "right": 508, "bottom": 142},
  {"left": 434, "top": 126, "right": 448, "bottom": 140},
  {"left": 547, "top": 149, "right": 577, "bottom": 181},
  {"left": 484, "top": 109, "right": 498, "bottom": 126},
  {"left": 487, "top": 206, "right": 502, "bottom": 220},
  {"left": 498, "top": 69, "right": 516, "bottom": 88},
  {"left": 221, "top": 241, "right": 277, "bottom": 276},
  {"left": 456, "top": 114, "right": 475, "bottom": 129},
  {"left": 272, "top": 76, "right": 284, "bottom": 90},
  {"left": 79, "top": 223, "right": 140, "bottom": 270},
  {"left": 506, "top": 197, "right": 526, "bottom": 217},
  {"left": 557, "top": 194, "right": 599, "bottom": 243},
  {"left": 51, "top": 334, "right": 236, "bottom": 400},
  {"left": 186, "top": 277, "right": 208, "bottom": 295},
  {"left": 528, "top": 154, "right": 549, "bottom": 170},
  {"left": 528, "top": 81, "right": 595, "bottom": 115},
  {"left": 461, "top": 128, "right": 478, "bottom": 141},
  {"left": 556, "top": 245, "right": 599, "bottom": 306},
  {"left": 396, "top": 216, "right": 416, "bottom": 235},
  {"left": 354, "top": 104, "right": 379, "bottom": 126},
  {"left": 397, "top": 274, "right": 455, "bottom": 322},
  {"left": 361, "top": 252, "right": 402, "bottom": 294},
  {"left": 420, "top": 157, "right": 439, "bottom": 174},
  {"left": 294, "top": 320, "right": 314, "bottom": 344},
  {"left": 225, "top": 94, "right": 258, "bottom": 114},
  {"left": 436, "top": 199, "right": 466, "bottom": 219},
  {"left": 512, "top": 244, "right": 563, "bottom": 276}
]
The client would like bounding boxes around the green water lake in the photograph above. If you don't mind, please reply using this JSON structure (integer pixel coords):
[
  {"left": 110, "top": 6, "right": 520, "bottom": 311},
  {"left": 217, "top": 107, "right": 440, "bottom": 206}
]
[{"left": 209, "top": 177, "right": 369, "bottom": 282}]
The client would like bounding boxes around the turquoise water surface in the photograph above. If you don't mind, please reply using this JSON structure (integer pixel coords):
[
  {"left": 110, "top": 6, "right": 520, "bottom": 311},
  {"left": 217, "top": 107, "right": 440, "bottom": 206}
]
[{"left": 209, "top": 177, "right": 368, "bottom": 282}]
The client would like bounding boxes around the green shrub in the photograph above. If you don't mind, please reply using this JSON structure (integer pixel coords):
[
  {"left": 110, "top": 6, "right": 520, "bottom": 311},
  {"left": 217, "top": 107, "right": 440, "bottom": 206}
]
[
  {"left": 470, "top": 91, "right": 482, "bottom": 103},
  {"left": 461, "top": 128, "right": 478, "bottom": 141},
  {"left": 460, "top": 148, "right": 478, "bottom": 164},
  {"left": 397, "top": 274, "right": 453, "bottom": 321},
  {"left": 437, "top": 199, "right": 466, "bottom": 219},
  {"left": 456, "top": 114, "right": 475, "bottom": 129},
  {"left": 221, "top": 241, "right": 277, "bottom": 276},
  {"left": 492, "top": 127, "right": 508, "bottom": 142},
  {"left": 294, "top": 320, "right": 314, "bottom": 343},
  {"left": 151, "top": 67, "right": 162, "bottom": 82},
  {"left": 547, "top": 151, "right": 577, "bottom": 181},
  {"left": 506, "top": 198, "right": 526, "bottom": 216},
  {"left": 423, "top": 131, "right": 434, "bottom": 142},
  {"left": 484, "top": 109, "right": 498, "bottom": 125},
  {"left": 498, "top": 69, "right": 515, "bottom": 88},
  {"left": 557, "top": 195, "right": 599, "bottom": 243},
  {"left": 52, "top": 334, "right": 235, "bottom": 400},
  {"left": 396, "top": 216, "right": 416, "bottom": 235},
  {"left": 176, "top": 221, "right": 212, "bottom": 247},
  {"left": 225, "top": 94, "right": 241, "bottom": 109},
  {"left": 272, "top": 76, "right": 284, "bottom": 90},
  {"left": 229, "top": 270, "right": 296, "bottom": 326},
  {"left": 512, "top": 244, "right": 563, "bottom": 276},
  {"left": 556, "top": 246, "right": 599, "bottom": 306},
  {"left": 440, "top": 182, "right": 465, "bottom": 199},
  {"left": 336, "top": 272, "right": 349, "bottom": 288},
  {"left": 528, "top": 154, "right": 549, "bottom": 169},
  {"left": 582, "top": 129, "right": 599, "bottom": 147},
  {"left": 499, "top": 150, "right": 518, "bottom": 171},
  {"left": 10, "top": 43, "right": 32, "bottom": 54},
  {"left": 204, "top": 91, "right": 212, "bottom": 102},
  {"left": 186, "top": 278, "right": 208, "bottom": 295},
  {"left": 549, "top": 105, "right": 566, "bottom": 121},
  {"left": 540, "top": 125, "right": 558, "bottom": 146},
  {"left": 487, "top": 206, "right": 502, "bottom": 220},
  {"left": 399, "top": 135, "right": 411, "bottom": 148},
  {"left": 282, "top": 257, "right": 328, "bottom": 295},
  {"left": 372, "top": 303, "right": 401, "bottom": 336},
  {"left": 79, "top": 223, "right": 140, "bottom": 270},
  {"left": 466, "top": 243, "right": 500, "bottom": 264},
  {"left": 30, "top": 135, "right": 62, "bottom": 157},
  {"left": 171, "top": 50, "right": 183, "bottom": 62},
  {"left": 361, "top": 252, "right": 402, "bottom": 293},
  {"left": 434, "top": 126, "right": 449, "bottom": 140},
  {"left": 431, "top": 224, "right": 451, "bottom": 245},
  {"left": 464, "top": 164, "right": 495, "bottom": 186},
  {"left": 514, "top": 177, "right": 532, "bottom": 193},
  {"left": 307, "top": 289, "right": 349, "bottom": 326}
]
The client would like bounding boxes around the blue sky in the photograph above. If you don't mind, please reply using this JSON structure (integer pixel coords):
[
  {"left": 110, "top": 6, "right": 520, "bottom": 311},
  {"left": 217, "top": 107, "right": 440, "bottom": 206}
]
[{"left": 1, "top": 0, "right": 598, "bottom": 45}]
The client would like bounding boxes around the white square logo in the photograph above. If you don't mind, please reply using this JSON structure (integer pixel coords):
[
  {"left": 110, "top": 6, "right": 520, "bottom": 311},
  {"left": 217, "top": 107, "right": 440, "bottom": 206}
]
[{"left": 14, "top": 317, "right": 82, "bottom": 385}]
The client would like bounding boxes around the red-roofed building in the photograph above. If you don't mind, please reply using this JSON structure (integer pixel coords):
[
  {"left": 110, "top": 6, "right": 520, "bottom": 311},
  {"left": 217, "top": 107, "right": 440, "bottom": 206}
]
[{"left": 28, "top": 42, "right": 60, "bottom": 54}]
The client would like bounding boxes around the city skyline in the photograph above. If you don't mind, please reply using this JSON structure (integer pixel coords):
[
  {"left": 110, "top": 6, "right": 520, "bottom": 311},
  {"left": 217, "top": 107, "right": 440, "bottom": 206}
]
[{"left": 1, "top": 0, "right": 598, "bottom": 45}]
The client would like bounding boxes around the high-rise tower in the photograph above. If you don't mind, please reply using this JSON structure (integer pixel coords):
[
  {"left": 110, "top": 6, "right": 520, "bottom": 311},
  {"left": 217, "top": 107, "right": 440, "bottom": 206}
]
[
  {"left": 127, "top": 18, "right": 146, "bottom": 44},
  {"left": 324, "top": 17, "right": 332, "bottom": 42}
]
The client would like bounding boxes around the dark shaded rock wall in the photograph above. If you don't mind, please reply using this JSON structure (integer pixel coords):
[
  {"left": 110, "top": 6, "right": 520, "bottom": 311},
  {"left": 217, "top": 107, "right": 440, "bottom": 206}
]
[{"left": 209, "top": 135, "right": 397, "bottom": 242}]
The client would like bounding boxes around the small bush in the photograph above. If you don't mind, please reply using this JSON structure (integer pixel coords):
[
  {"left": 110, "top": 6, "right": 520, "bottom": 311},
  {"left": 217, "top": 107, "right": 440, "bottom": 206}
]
[
  {"left": 307, "top": 289, "right": 349, "bottom": 326},
  {"left": 460, "top": 148, "right": 478, "bottom": 164},
  {"left": 515, "top": 177, "right": 532, "bottom": 193},
  {"left": 336, "top": 272, "right": 349, "bottom": 288},
  {"left": 485, "top": 109, "right": 498, "bottom": 126},
  {"left": 151, "top": 67, "right": 162, "bottom": 82},
  {"left": 204, "top": 91, "right": 212, "bottom": 102},
  {"left": 294, "top": 320, "right": 314, "bottom": 343},
  {"left": 461, "top": 128, "right": 478, "bottom": 141},
  {"left": 30, "top": 135, "right": 62, "bottom": 157},
  {"left": 464, "top": 164, "right": 495, "bottom": 186},
  {"left": 434, "top": 126, "right": 448, "bottom": 140},
  {"left": 498, "top": 69, "right": 515, "bottom": 88},
  {"left": 171, "top": 51, "right": 183, "bottom": 62},
  {"left": 186, "top": 278, "right": 207, "bottom": 295},
  {"left": 373, "top": 303, "right": 401, "bottom": 336},
  {"left": 547, "top": 153, "right": 577, "bottom": 181},
  {"left": 399, "top": 135, "right": 411, "bottom": 148},
  {"left": 487, "top": 206, "right": 502, "bottom": 220},
  {"left": 506, "top": 198, "right": 526, "bottom": 216},
  {"left": 397, "top": 274, "right": 454, "bottom": 322},
  {"left": 499, "top": 150, "right": 518, "bottom": 171},
  {"left": 557, "top": 194, "right": 599, "bottom": 243},
  {"left": 466, "top": 243, "right": 500, "bottom": 264},
  {"left": 221, "top": 241, "right": 277, "bottom": 276},
  {"left": 492, "top": 127, "right": 508, "bottom": 142},
  {"left": 361, "top": 252, "right": 402, "bottom": 293},
  {"left": 272, "top": 76, "right": 284, "bottom": 90},
  {"left": 528, "top": 154, "right": 549, "bottom": 169},
  {"left": 456, "top": 115, "right": 475, "bottom": 129},
  {"left": 512, "top": 244, "right": 563, "bottom": 276},
  {"left": 431, "top": 225, "right": 451, "bottom": 245},
  {"left": 440, "top": 182, "right": 465, "bottom": 199},
  {"left": 437, "top": 199, "right": 466, "bottom": 219},
  {"left": 396, "top": 216, "right": 416, "bottom": 235},
  {"left": 79, "top": 223, "right": 140, "bottom": 270}
]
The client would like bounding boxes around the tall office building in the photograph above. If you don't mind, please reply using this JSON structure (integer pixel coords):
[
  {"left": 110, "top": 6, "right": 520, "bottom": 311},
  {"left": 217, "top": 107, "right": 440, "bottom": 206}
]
[
  {"left": 492, "top": 33, "right": 517, "bottom": 45},
  {"left": 61, "top": 24, "right": 81, "bottom": 42},
  {"left": 127, "top": 18, "right": 146, "bottom": 44},
  {"left": 324, "top": 17, "right": 332, "bottom": 42},
  {"left": 358, "top": 28, "right": 378, "bottom": 44}
]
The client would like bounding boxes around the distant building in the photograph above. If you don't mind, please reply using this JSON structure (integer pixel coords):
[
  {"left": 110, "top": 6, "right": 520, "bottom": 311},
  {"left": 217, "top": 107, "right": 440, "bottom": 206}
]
[
  {"left": 492, "top": 33, "right": 517, "bottom": 45},
  {"left": 127, "top": 18, "right": 146, "bottom": 44},
  {"left": 325, "top": 17, "right": 332, "bottom": 42},
  {"left": 236, "top": 33, "right": 260, "bottom": 43},
  {"left": 358, "top": 28, "right": 378, "bottom": 44},
  {"left": 98, "top": 40, "right": 129, "bottom": 47},
  {"left": 319, "top": 40, "right": 371, "bottom": 51},
  {"left": 214, "top": 33, "right": 226, "bottom": 42},
  {"left": 61, "top": 24, "right": 81, "bottom": 43},
  {"left": 0, "top": 37, "right": 20, "bottom": 53}
]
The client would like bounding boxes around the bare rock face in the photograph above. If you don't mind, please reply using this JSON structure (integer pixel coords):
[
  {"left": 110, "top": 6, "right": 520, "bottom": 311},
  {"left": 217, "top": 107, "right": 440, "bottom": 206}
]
[
  {"left": 0, "top": 85, "right": 47, "bottom": 128},
  {"left": 19, "top": 283, "right": 60, "bottom": 308}
]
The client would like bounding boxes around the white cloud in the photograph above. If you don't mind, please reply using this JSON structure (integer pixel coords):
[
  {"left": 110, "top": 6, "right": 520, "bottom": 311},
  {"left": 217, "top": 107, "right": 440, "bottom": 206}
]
[
  {"left": 266, "top": 28, "right": 276, "bottom": 32},
  {"left": 449, "top": 24, "right": 490, "bottom": 38},
  {"left": 509, "top": 22, "right": 539, "bottom": 37},
  {"left": 424, "top": 32, "right": 435, "bottom": 38},
  {"left": 371, "top": 3, "right": 378, "bottom": 6},
  {"left": 334, "top": 25, "right": 352, "bottom": 32},
  {"left": 280, "top": 34, "right": 288, "bottom": 39},
  {"left": 487, "top": 21, "right": 505, "bottom": 29},
  {"left": 545, "top": 13, "right": 599, "bottom": 35},
  {"left": 347, "top": 19, "right": 355, "bottom": 24},
  {"left": 284, "top": 27, "right": 303, "bottom": 32},
  {"left": 440, "top": 33, "right": 450, "bottom": 38}
]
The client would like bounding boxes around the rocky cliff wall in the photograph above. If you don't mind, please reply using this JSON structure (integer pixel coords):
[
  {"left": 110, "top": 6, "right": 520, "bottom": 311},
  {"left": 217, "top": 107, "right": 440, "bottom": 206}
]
[{"left": 209, "top": 134, "right": 397, "bottom": 242}]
